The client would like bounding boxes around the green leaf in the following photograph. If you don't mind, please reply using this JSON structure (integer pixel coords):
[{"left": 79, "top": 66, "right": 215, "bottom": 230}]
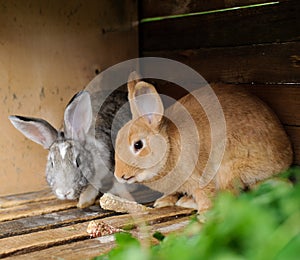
[{"left": 153, "top": 231, "right": 165, "bottom": 241}]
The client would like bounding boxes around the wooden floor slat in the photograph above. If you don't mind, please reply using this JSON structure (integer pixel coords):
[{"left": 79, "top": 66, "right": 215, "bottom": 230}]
[
  {"left": 4, "top": 238, "right": 114, "bottom": 260},
  {"left": 0, "top": 189, "right": 195, "bottom": 259},
  {"left": 0, "top": 199, "right": 77, "bottom": 222},
  {"left": 0, "top": 206, "right": 112, "bottom": 239},
  {"left": 0, "top": 189, "right": 55, "bottom": 209},
  {"left": 0, "top": 207, "right": 193, "bottom": 258},
  {"left": 4, "top": 215, "right": 193, "bottom": 260}
]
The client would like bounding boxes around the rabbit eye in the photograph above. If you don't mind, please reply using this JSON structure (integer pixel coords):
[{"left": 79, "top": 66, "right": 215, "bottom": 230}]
[
  {"left": 133, "top": 140, "right": 144, "bottom": 152},
  {"left": 75, "top": 156, "right": 81, "bottom": 168}
]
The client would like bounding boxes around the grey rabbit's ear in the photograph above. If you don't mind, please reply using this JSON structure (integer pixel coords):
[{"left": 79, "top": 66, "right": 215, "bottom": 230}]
[
  {"left": 9, "top": 115, "right": 58, "bottom": 149},
  {"left": 64, "top": 91, "right": 92, "bottom": 141}
]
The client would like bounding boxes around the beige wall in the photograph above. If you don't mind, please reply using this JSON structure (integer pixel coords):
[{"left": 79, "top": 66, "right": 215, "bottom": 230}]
[{"left": 0, "top": 0, "right": 138, "bottom": 196}]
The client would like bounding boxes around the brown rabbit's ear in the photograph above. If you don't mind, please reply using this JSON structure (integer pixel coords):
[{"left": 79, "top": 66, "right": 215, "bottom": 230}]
[
  {"left": 127, "top": 71, "right": 141, "bottom": 96},
  {"left": 127, "top": 71, "right": 142, "bottom": 118},
  {"left": 129, "top": 81, "right": 164, "bottom": 127}
]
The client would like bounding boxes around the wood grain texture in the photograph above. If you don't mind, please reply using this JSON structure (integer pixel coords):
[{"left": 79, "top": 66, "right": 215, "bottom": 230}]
[
  {"left": 0, "top": 207, "right": 112, "bottom": 239},
  {"left": 286, "top": 126, "right": 300, "bottom": 165},
  {"left": 5, "top": 216, "right": 192, "bottom": 260},
  {"left": 143, "top": 80, "right": 300, "bottom": 126},
  {"left": 0, "top": 189, "right": 54, "bottom": 209},
  {"left": 0, "top": 221, "right": 89, "bottom": 258},
  {"left": 240, "top": 85, "right": 300, "bottom": 126},
  {"left": 140, "top": 0, "right": 300, "bottom": 51},
  {"left": 140, "top": 0, "right": 287, "bottom": 18},
  {"left": 0, "top": 199, "right": 77, "bottom": 222},
  {"left": 142, "top": 42, "right": 300, "bottom": 84},
  {"left": 4, "top": 238, "right": 114, "bottom": 260},
  {"left": 0, "top": 206, "right": 193, "bottom": 258}
]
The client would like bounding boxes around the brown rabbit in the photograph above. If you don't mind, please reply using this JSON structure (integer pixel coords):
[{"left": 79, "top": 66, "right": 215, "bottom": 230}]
[{"left": 114, "top": 73, "right": 293, "bottom": 212}]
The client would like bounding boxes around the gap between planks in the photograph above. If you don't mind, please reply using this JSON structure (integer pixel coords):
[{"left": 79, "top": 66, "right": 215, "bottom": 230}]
[
  {"left": 0, "top": 189, "right": 55, "bottom": 209},
  {"left": 0, "top": 206, "right": 114, "bottom": 239},
  {"left": 4, "top": 215, "right": 194, "bottom": 260},
  {"left": 0, "top": 206, "right": 194, "bottom": 258},
  {"left": 140, "top": 0, "right": 285, "bottom": 19},
  {"left": 0, "top": 199, "right": 78, "bottom": 222}
]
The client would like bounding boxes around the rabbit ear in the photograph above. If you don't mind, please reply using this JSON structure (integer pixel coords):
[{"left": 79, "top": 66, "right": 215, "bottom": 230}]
[
  {"left": 127, "top": 71, "right": 142, "bottom": 119},
  {"left": 127, "top": 71, "right": 141, "bottom": 97},
  {"left": 9, "top": 115, "right": 58, "bottom": 149},
  {"left": 129, "top": 81, "right": 164, "bottom": 127},
  {"left": 64, "top": 91, "right": 92, "bottom": 141}
]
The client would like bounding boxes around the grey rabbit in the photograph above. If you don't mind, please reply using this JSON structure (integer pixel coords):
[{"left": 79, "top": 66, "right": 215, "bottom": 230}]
[{"left": 9, "top": 81, "right": 160, "bottom": 208}]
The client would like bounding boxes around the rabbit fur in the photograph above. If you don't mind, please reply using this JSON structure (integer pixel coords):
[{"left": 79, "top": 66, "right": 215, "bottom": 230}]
[
  {"left": 114, "top": 75, "right": 293, "bottom": 212},
  {"left": 9, "top": 86, "right": 157, "bottom": 208}
]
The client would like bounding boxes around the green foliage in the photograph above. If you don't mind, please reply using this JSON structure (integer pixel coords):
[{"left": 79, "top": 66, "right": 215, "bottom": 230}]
[
  {"left": 94, "top": 232, "right": 146, "bottom": 260},
  {"left": 94, "top": 167, "right": 300, "bottom": 260},
  {"left": 153, "top": 231, "right": 165, "bottom": 242}
]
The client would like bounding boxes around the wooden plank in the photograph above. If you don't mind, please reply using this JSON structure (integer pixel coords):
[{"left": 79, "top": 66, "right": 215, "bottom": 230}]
[
  {"left": 142, "top": 42, "right": 300, "bottom": 84},
  {"left": 0, "top": 222, "right": 89, "bottom": 258},
  {"left": 140, "top": 0, "right": 300, "bottom": 51},
  {"left": 0, "top": 189, "right": 55, "bottom": 209},
  {"left": 240, "top": 85, "right": 300, "bottom": 126},
  {"left": 140, "top": 0, "right": 284, "bottom": 19},
  {"left": 0, "top": 206, "right": 112, "bottom": 239},
  {"left": 140, "top": 0, "right": 285, "bottom": 19},
  {"left": 146, "top": 79, "right": 300, "bottom": 126},
  {"left": 4, "top": 238, "right": 114, "bottom": 260},
  {"left": 285, "top": 126, "right": 300, "bottom": 165},
  {"left": 0, "top": 199, "right": 77, "bottom": 222},
  {"left": 5, "top": 215, "right": 193, "bottom": 260},
  {"left": 0, "top": 206, "right": 194, "bottom": 258}
]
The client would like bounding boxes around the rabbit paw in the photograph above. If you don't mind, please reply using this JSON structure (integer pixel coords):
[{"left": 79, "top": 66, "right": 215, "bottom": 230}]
[
  {"left": 175, "top": 195, "right": 198, "bottom": 210},
  {"left": 77, "top": 185, "right": 98, "bottom": 208},
  {"left": 154, "top": 193, "right": 180, "bottom": 208},
  {"left": 194, "top": 189, "right": 212, "bottom": 213},
  {"left": 77, "top": 200, "right": 94, "bottom": 209}
]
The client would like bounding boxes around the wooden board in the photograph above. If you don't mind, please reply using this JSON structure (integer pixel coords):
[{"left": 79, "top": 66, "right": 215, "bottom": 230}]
[
  {"left": 0, "top": 190, "right": 194, "bottom": 259},
  {"left": 140, "top": 0, "right": 288, "bottom": 19},
  {"left": 0, "top": 207, "right": 112, "bottom": 239},
  {"left": 140, "top": 0, "right": 300, "bottom": 51},
  {"left": 241, "top": 85, "right": 300, "bottom": 126},
  {"left": 5, "top": 216, "right": 192, "bottom": 260},
  {"left": 286, "top": 126, "right": 300, "bottom": 165},
  {"left": 142, "top": 41, "right": 300, "bottom": 84},
  {"left": 0, "top": 199, "right": 78, "bottom": 222},
  {"left": 0, "top": 189, "right": 55, "bottom": 208},
  {"left": 151, "top": 81, "right": 300, "bottom": 126}
]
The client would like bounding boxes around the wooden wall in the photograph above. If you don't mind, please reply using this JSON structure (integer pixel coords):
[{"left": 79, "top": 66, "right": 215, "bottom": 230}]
[
  {"left": 139, "top": 0, "right": 300, "bottom": 165},
  {"left": 0, "top": 0, "right": 138, "bottom": 196}
]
